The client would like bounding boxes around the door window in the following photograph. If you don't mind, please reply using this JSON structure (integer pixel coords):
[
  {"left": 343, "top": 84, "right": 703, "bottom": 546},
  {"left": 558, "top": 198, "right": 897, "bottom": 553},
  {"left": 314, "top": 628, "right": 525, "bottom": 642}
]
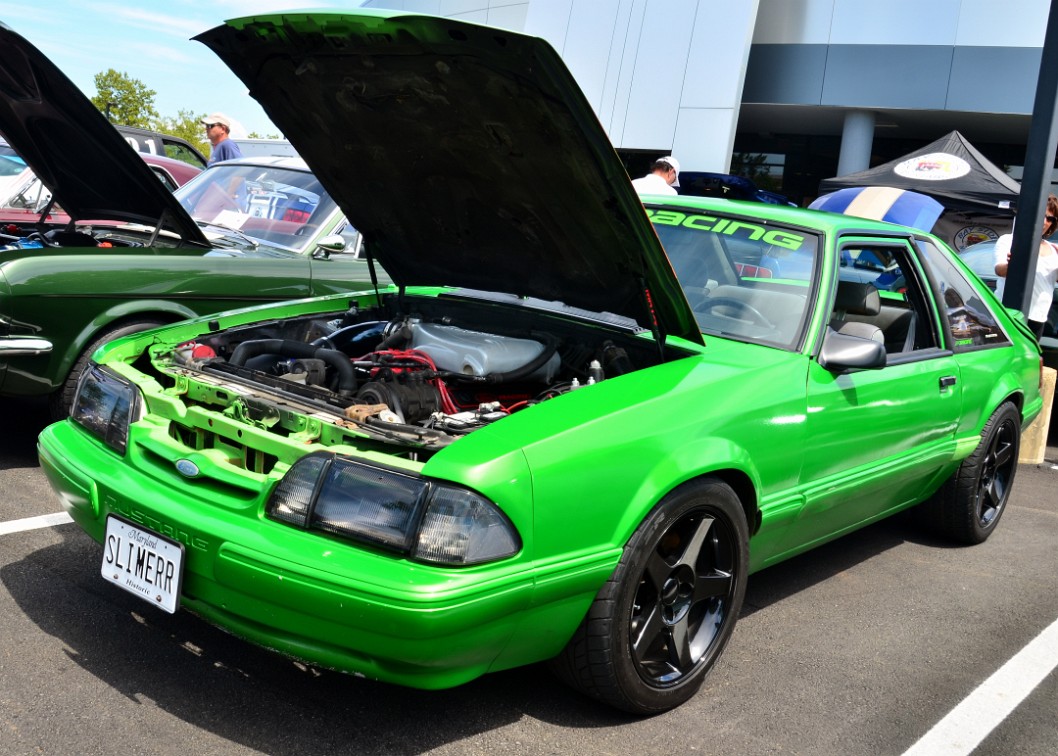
[{"left": 833, "top": 240, "right": 940, "bottom": 358}]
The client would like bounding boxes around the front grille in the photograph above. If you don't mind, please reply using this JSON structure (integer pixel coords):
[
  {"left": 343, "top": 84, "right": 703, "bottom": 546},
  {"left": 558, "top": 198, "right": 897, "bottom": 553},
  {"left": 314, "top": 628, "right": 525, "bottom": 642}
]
[
  {"left": 168, "top": 420, "right": 280, "bottom": 475},
  {"left": 138, "top": 444, "right": 263, "bottom": 502}
]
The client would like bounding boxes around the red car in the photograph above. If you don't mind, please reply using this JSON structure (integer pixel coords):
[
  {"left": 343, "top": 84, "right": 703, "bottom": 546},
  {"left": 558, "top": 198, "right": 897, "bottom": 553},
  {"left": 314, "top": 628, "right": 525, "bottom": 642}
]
[{"left": 0, "top": 146, "right": 201, "bottom": 224}]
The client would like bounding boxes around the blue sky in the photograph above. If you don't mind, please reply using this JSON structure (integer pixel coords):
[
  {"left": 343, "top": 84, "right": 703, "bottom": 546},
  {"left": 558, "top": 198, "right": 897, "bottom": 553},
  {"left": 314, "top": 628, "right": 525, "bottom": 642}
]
[{"left": 0, "top": 1, "right": 366, "bottom": 138}]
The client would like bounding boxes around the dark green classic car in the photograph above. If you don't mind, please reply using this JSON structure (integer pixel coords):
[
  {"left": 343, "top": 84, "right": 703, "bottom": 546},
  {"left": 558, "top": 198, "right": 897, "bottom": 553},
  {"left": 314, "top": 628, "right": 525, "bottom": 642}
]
[
  {"left": 38, "top": 10, "right": 1042, "bottom": 715},
  {"left": 0, "top": 23, "right": 385, "bottom": 418}
]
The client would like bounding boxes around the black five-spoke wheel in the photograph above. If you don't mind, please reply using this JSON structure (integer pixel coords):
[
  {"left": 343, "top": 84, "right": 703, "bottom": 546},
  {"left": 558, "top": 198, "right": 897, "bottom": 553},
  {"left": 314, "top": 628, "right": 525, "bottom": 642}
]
[
  {"left": 923, "top": 401, "right": 1021, "bottom": 544},
  {"left": 551, "top": 478, "right": 749, "bottom": 714},
  {"left": 630, "top": 508, "right": 737, "bottom": 687},
  {"left": 973, "top": 408, "right": 1018, "bottom": 529}
]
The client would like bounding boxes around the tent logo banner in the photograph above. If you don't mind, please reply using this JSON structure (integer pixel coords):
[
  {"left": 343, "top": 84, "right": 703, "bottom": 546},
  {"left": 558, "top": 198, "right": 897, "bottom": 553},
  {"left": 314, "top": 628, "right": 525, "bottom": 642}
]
[
  {"left": 893, "top": 152, "right": 972, "bottom": 181},
  {"left": 954, "top": 224, "right": 1000, "bottom": 250}
]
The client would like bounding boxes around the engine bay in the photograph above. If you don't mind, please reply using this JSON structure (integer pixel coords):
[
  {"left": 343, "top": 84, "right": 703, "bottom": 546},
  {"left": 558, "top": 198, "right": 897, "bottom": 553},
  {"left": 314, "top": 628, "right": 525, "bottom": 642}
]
[
  {"left": 0, "top": 222, "right": 172, "bottom": 250},
  {"left": 158, "top": 292, "right": 675, "bottom": 451}
]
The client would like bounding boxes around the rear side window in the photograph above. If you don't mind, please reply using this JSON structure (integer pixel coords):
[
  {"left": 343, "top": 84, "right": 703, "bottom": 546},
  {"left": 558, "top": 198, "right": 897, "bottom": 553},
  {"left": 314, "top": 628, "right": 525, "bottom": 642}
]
[
  {"left": 916, "top": 239, "right": 1010, "bottom": 349},
  {"left": 164, "top": 141, "right": 208, "bottom": 169},
  {"left": 149, "top": 167, "right": 178, "bottom": 192}
]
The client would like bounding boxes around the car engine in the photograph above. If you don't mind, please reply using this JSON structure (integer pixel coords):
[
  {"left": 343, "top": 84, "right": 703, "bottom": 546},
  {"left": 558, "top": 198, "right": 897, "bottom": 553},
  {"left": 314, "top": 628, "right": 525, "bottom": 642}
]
[
  {"left": 0, "top": 223, "right": 162, "bottom": 250},
  {"left": 163, "top": 295, "right": 659, "bottom": 451}
]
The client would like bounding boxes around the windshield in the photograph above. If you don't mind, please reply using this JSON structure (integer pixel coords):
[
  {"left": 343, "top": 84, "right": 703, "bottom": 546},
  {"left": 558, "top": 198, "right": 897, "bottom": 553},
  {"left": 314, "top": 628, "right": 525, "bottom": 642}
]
[
  {"left": 174, "top": 162, "right": 340, "bottom": 254},
  {"left": 0, "top": 152, "right": 25, "bottom": 177},
  {"left": 648, "top": 208, "right": 819, "bottom": 350},
  {"left": 0, "top": 142, "right": 29, "bottom": 204},
  {"left": 0, "top": 168, "right": 50, "bottom": 212}
]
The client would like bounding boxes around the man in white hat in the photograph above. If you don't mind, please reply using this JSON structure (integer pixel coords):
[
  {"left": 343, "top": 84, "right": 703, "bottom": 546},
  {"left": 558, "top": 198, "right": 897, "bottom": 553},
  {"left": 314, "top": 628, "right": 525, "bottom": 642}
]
[
  {"left": 631, "top": 155, "right": 680, "bottom": 196},
  {"left": 201, "top": 112, "right": 243, "bottom": 165}
]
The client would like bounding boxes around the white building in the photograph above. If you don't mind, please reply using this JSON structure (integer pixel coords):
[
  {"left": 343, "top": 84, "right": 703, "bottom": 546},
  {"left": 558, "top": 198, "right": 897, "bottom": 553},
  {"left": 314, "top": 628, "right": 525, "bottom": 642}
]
[{"left": 361, "top": 0, "right": 1052, "bottom": 204}]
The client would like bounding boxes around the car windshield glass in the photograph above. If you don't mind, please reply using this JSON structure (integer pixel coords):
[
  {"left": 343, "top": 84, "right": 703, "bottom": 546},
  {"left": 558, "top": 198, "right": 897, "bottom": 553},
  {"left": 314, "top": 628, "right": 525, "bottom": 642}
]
[
  {"left": 647, "top": 208, "right": 819, "bottom": 349},
  {"left": 174, "top": 163, "right": 338, "bottom": 254},
  {"left": 0, "top": 172, "right": 59, "bottom": 213},
  {"left": 0, "top": 153, "right": 26, "bottom": 177}
]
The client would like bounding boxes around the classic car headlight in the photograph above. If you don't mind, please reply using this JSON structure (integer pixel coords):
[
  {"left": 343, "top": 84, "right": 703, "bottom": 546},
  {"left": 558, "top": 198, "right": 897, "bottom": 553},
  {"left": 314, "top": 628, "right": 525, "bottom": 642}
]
[
  {"left": 267, "top": 454, "right": 521, "bottom": 566},
  {"left": 71, "top": 365, "right": 142, "bottom": 454}
]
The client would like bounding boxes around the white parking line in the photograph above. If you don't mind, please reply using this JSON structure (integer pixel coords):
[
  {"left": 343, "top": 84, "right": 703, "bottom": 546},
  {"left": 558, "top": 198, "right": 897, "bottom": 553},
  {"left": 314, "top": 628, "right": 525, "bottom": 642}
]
[
  {"left": 902, "top": 616, "right": 1058, "bottom": 756},
  {"left": 0, "top": 511, "right": 73, "bottom": 535}
]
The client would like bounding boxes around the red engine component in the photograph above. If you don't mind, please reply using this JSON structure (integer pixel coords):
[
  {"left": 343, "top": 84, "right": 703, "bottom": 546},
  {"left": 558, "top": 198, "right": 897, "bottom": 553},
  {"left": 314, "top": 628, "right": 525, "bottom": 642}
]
[{"left": 358, "top": 349, "right": 532, "bottom": 414}]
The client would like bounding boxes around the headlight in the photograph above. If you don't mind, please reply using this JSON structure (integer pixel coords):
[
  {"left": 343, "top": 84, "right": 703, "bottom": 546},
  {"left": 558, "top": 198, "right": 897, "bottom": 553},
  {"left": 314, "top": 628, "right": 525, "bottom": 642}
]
[
  {"left": 71, "top": 365, "right": 141, "bottom": 454},
  {"left": 267, "top": 454, "right": 521, "bottom": 566}
]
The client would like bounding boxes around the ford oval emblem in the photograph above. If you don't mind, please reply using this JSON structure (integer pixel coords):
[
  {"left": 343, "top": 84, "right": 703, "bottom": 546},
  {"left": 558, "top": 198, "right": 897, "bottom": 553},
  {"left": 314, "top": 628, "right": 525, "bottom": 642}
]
[{"left": 175, "top": 459, "right": 200, "bottom": 478}]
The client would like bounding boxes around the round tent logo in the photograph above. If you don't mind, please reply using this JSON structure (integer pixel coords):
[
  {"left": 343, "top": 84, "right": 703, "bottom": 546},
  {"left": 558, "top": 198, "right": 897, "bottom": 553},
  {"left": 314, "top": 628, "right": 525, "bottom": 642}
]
[
  {"left": 893, "top": 152, "right": 971, "bottom": 181},
  {"left": 954, "top": 225, "right": 1000, "bottom": 251}
]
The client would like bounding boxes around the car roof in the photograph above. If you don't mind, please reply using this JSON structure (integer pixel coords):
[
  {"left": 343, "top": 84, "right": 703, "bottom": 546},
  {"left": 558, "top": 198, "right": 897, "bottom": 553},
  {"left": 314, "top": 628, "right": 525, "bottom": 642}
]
[
  {"left": 649, "top": 193, "right": 929, "bottom": 238},
  {"left": 208, "top": 155, "right": 311, "bottom": 171}
]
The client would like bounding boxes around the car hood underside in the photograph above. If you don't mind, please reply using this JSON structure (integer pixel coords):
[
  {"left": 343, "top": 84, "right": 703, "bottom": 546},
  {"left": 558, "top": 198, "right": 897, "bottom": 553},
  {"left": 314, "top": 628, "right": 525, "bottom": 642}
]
[{"left": 194, "top": 10, "right": 702, "bottom": 345}]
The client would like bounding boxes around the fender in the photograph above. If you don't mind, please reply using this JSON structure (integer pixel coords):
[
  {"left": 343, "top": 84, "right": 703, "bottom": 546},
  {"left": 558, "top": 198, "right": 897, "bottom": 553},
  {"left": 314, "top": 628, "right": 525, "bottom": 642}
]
[
  {"left": 55, "top": 299, "right": 197, "bottom": 387},
  {"left": 608, "top": 436, "right": 762, "bottom": 549}
]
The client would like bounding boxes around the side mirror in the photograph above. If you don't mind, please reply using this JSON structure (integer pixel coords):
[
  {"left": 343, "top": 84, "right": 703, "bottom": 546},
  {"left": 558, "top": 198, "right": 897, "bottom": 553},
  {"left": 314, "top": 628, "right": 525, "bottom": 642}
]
[
  {"left": 312, "top": 234, "right": 347, "bottom": 259},
  {"left": 819, "top": 329, "right": 887, "bottom": 372}
]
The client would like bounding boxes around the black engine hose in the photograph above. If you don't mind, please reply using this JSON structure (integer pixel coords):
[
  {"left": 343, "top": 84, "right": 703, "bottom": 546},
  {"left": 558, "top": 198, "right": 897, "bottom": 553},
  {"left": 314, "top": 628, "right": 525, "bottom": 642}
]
[
  {"left": 228, "top": 339, "right": 357, "bottom": 396},
  {"left": 310, "top": 320, "right": 386, "bottom": 351},
  {"left": 314, "top": 348, "right": 357, "bottom": 396},
  {"left": 377, "top": 322, "right": 412, "bottom": 350},
  {"left": 229, "top": 339, "right": 317, "bottom": 366}
]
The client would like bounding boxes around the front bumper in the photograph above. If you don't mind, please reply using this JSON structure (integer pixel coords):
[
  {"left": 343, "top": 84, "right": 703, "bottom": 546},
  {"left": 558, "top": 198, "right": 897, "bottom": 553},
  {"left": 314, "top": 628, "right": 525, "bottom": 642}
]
[{"left": 37, "top": 419, "right": 556, "bottom": 689}]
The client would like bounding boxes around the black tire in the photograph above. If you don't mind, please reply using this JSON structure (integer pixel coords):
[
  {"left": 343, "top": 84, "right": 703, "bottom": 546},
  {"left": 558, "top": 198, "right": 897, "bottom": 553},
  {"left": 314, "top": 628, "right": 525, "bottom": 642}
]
[
  {"left": 550, "top": 478, "right": 749, "bottom": 715},
  {"left": 49, "top": 320, "right": 166, "bottom": 421},
  {"left": 921, "top": 401, "right": 1021, "bottom": 545}
]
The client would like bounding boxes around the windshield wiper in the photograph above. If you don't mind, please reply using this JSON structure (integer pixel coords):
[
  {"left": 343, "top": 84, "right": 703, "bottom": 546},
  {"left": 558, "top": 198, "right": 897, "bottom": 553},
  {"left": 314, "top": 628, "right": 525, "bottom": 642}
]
[{"left": 197, "top": 219, "right": 259, "bottom": 249}]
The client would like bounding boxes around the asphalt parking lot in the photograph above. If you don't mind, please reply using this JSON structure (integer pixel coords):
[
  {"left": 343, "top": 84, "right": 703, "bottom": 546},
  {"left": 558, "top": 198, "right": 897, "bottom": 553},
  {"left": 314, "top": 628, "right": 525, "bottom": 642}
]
[{"left": 1, "top": 397, "right": 1055, "bottom": 756}]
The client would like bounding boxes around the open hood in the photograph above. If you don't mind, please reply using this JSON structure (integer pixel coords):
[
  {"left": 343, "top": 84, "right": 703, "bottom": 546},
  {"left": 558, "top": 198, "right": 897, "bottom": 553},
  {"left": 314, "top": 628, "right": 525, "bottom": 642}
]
[
  {"left": 0, "top": 22, "right": 207, "bottom": 244},
  {"left": 195, "top": 10, "right": 701, "bottom": 345}
]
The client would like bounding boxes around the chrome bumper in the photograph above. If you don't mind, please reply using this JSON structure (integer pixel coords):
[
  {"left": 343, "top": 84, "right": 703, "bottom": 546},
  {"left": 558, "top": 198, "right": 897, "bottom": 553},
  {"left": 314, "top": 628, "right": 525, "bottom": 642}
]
[{"left": 0, "top": 337, "right": 53, "bottom": 356}]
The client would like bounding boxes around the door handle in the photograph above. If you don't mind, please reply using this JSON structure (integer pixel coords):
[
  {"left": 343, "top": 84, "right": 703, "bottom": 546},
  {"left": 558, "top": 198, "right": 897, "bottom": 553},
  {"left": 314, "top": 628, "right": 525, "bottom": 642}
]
[{"left": 939, "top": 375, "right": 957, "bottom": 389}]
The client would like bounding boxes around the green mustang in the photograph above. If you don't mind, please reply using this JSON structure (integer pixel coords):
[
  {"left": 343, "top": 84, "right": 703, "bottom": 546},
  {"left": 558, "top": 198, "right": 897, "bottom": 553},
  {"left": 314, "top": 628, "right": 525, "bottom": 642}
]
[{"left": 37, "top": 10, "right": 1042, "bottom": 715}]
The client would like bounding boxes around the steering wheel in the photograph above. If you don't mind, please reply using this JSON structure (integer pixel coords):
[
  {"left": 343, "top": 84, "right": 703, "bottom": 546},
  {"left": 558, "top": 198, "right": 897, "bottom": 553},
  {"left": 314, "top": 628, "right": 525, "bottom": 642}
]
[{"left": 696, "top": 297, "right": 774, "bottom": 329}]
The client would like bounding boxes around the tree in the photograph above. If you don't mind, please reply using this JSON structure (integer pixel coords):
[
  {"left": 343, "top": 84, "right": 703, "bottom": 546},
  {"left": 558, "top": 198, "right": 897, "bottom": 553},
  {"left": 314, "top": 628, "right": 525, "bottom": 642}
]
[
  {"left": 152, "top": 109, "right": 210, "bottom": 160},
  {"left": 91, "top": 69, "right": 158, "bottom": 128},
  {"left": 88, "top": 68, "right": 285, "bottom": 164}
]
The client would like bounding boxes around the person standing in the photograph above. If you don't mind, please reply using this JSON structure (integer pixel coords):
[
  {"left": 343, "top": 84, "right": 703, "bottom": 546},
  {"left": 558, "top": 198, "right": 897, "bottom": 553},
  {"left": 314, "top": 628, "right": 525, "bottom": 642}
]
[
  {"left": 994, "top": 193, "right": 1058, "bottom": 340},
  {"left": 201, "top": 113, "right": 243, "bottom": 165},
  {"left": 631, "top": 156, "right": 680, "bottom": 196}
]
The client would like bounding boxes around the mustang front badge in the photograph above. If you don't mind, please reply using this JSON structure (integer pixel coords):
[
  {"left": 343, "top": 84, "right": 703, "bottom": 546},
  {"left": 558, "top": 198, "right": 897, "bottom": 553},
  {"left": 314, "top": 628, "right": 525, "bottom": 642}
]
[{"left": 175, "top": 459, "right": 200, "bottom": 478}]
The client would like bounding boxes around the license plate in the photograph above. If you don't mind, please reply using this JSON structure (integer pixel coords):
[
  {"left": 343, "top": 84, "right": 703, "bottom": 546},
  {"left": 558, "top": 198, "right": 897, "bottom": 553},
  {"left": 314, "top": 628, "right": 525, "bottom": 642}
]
[{"left": 101, "top": 516, "right": 185, "bottom": 614}]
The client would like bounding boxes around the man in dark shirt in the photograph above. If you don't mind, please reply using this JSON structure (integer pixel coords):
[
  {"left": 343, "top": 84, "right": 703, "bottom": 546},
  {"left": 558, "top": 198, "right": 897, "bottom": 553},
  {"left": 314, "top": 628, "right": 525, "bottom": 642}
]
[{"left": 201, "top": 112, "right": 243, "bottom": 165}]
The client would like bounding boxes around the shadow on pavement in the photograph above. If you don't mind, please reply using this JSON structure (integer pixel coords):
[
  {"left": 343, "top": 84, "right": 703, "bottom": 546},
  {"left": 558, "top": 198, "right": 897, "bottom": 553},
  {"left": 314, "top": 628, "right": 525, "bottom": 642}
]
[
  {"left": 0, "top": 397, "right": 51, "bottom": 469},
  {"left": 2, "top": 527, "right": 640, "bottom": 756},
  {"left": 740, "top": 513, "right": 924, "bottom": 619}
]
